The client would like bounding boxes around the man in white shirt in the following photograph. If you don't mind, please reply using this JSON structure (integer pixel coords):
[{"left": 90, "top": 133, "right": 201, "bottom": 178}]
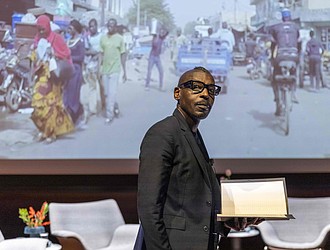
[
  {"left": 172, "top": 28, "right": 187, "bottom": 70},
  {"left": 214, "top": 22, "right": 235, "bottom": 52},
  {"left": 212, "top": 22, "right": 235, "bottom": 70}
]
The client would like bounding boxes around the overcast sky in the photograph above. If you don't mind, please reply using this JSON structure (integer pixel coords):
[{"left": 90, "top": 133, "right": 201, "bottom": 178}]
[
  {"left": 164, "top": 0, "right": 255, "bottom": 27},
  {"left": 165, "top": 0, "right": 222, "bottom": 27},
  {"left": 121, "top": 0, "right": 255, "bottom": 27}
]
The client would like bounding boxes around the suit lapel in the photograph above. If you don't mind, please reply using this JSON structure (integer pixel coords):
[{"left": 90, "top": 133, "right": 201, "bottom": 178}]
[{"left": 173, "top": 110, "right": 212, "bottom": 190}]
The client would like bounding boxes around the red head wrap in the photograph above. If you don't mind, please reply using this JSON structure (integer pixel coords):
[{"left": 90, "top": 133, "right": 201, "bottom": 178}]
[{"left": 35, "top": 15, "right": 71, "bottom": 61}]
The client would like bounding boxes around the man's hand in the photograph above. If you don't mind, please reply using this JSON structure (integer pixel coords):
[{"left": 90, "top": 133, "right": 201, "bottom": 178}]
[{"left": 224, "top": 217, "right": 264, "bottom": 231}]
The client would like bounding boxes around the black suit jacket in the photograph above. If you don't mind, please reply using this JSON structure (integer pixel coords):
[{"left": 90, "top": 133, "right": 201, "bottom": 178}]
[{"left": 137, "top": 109, "right": 229, "bottom": 250}]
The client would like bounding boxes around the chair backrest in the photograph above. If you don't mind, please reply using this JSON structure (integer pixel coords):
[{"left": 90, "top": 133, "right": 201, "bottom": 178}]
[
  {"left": 0, "top": 230, "right": 4, "bottom": 242},
  {"left": 49, "top": 199, "right": 125, "bottom": 249},
  {"left": 258, "top": 197, "right": 330, "bottom": 245}
]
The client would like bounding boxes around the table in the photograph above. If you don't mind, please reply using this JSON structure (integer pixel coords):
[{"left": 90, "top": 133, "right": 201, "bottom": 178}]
[
  {"left": 47, "top": 243, "right": 62, "bottom": 249},
  {"left": 227, "top": 227, "right": 260, "bottom": 250},
  {"left": 14, "top": 238, "right": 62, "bottom": 249}
]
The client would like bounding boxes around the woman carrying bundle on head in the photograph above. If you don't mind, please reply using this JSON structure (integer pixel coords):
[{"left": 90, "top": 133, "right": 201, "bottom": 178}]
[{"left": 31, "top": 14, "right": 74, "bottom": 143}]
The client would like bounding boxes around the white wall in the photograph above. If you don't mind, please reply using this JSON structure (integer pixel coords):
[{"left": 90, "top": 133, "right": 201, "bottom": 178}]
[{"left": 307, "top": 0, "right": 330, "bottom": 9}]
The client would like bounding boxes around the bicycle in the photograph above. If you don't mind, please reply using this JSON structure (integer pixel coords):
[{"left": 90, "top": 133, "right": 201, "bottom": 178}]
[
  {"left": 274, "top": 47, "right": 298, "bottom": 135},
  {"left": 278, "top": 81, "right": 294, "bottom": 135}
]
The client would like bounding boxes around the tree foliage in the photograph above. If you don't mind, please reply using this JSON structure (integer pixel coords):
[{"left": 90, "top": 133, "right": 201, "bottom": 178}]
[
  {"left": 184, "top": 21, "right": 198, "bottom": 36},
  {"left": 125, "top": 0, "right": 175, "bottom": 32}
]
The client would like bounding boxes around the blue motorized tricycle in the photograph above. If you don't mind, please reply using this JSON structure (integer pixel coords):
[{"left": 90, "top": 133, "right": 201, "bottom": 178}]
[{"left": 176, "top": 38, "right": 231, "bottom": 94}]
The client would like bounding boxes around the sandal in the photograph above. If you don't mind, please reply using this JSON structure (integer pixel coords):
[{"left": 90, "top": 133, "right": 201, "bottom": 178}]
[{"left": 44, "top": 136, "right": 56, "bottom": 144}]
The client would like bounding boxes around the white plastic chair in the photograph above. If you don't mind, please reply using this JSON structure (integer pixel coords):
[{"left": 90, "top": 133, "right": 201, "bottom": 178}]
[
  {"left": 256, "top": 197, "right": 330, "bottom": 250},
  {"left": 49, "top": 199, "right": 139, "bottom": 250},
  {"left": 0, "top": 230, "right": 4, "bottom": 242}
]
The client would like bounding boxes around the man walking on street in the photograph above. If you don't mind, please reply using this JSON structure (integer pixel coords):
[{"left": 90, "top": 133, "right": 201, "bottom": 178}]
[
  {"left": 100, "top": 18, "right": 127, "bottom": 124},
  {"left": 171, "top": 27, "right": 187, "bottom": 70},
  {"left": 306, "top": 30, "right": 324, "bottom": 91},
  {"left": 81, "top": 18, "right": 102, "bottom": 123},
  {"left": 145, "top": 27, "right": 168, "bottom": 92}
]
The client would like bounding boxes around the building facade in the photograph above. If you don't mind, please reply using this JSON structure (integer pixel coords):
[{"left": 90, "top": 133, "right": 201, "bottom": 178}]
[{"left": 250, "top": 0, "right": 330, "bottom": 50}]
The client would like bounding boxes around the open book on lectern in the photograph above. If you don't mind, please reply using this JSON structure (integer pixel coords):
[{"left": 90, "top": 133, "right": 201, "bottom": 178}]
[{"left": 217, "top": 178, "right": 295, "bottom": 221}]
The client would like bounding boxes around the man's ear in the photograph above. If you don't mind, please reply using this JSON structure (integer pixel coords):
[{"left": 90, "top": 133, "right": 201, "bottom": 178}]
[{"left": 174, "top": 87, "right": 180, "bottom": 101}]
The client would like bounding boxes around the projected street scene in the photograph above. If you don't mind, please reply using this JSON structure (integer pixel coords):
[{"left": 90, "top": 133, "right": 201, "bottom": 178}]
[{"left": 0, "top": 0, "right": 330, "bottom": 159}]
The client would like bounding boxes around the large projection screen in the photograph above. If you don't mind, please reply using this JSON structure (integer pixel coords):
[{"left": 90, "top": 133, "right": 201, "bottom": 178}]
[{"left": 0, "top": 0, "right": 329, "bottom": 174}]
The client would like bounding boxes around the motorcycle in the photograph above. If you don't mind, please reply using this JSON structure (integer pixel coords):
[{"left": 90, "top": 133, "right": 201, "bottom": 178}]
[
  {"left": 246, "top": 57, "right": 260, "bottom": 80},
  {"left": 0, "top": 47, "right": 13, "bottom": 103},
  {"left": 2, "top": 43, "right": 34, "bottom": 112}
]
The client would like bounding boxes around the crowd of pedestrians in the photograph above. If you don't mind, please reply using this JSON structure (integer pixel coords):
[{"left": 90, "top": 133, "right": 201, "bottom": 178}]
[{"left": 28, "top": 15, "right": 130, "bottom": 143}]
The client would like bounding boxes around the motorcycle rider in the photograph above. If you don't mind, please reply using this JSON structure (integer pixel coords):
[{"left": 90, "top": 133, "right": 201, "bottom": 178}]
[
  {"left": 245, "top": 33, "right": 262, "bottom": 67},
  {"left": 245, "top": 33, "right": 259, "bottom": 78},
  {"left": 269, "top": 8, "right": 301, "bottom": 116},
  {"left": 245, "top": 33, "right": 258, "bottom": 60}
]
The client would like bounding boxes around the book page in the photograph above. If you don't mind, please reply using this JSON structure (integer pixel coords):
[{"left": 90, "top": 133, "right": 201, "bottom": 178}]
[{"left": 221, "top": 179, "right": 288, "bottom": 216}]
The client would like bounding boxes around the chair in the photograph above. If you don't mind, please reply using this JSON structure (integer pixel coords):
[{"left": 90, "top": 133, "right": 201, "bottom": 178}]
[
  {"left": 49, "top": 199, "right": 139, "bottom": 250},
  {"left": 0, "top": 230, "right": 48, "bottom": 250},
  {"left": 0, "top": 230, "right": 4, "bottom": 242},
  {"left": 255, "top": 197, "right": 330, "bottom": 250}
]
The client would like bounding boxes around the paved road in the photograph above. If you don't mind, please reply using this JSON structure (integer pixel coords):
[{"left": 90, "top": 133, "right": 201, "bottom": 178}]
[{"left": 1, "top": 57, "right": 330, "bottom": 159}]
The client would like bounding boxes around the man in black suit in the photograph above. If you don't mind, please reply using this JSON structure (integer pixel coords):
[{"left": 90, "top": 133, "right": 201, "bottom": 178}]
[{"left": 136, "top": 67, "right": 259, "bottom": 250}]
